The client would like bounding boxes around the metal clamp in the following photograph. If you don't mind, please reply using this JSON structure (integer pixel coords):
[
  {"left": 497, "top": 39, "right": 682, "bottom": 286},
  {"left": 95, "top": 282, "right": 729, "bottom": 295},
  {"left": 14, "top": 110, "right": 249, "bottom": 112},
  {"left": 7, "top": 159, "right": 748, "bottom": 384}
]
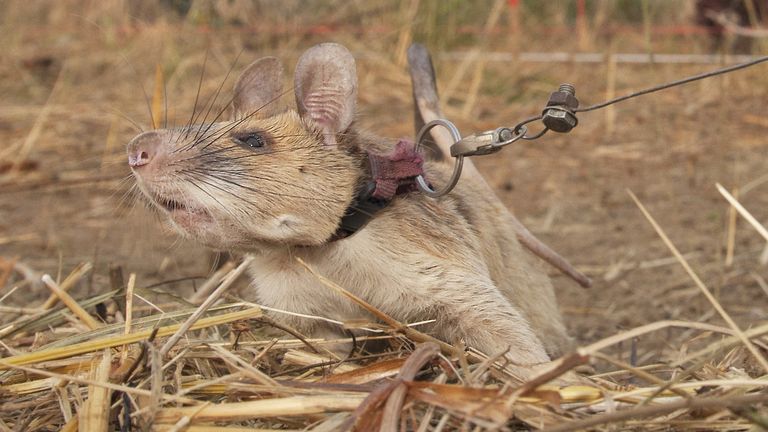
[
  {"left": 450, "top": 126, "right": 527, "bottom": 157},
  {"left": 413, "top": 84, "right": 577, "bottom": 198},
  {"left": 414, "top": 119, "right": 463, "bottom": 198},
  {"left": 415, "top": 120, "right": 529, "bottom": 198}
]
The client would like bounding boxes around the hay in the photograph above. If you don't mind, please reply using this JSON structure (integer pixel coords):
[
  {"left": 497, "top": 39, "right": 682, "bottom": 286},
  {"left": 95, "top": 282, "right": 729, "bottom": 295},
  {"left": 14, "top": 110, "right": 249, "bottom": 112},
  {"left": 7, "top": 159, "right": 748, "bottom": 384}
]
[{"left": 0, "top": 257, "right": 766, "bottom": 431}]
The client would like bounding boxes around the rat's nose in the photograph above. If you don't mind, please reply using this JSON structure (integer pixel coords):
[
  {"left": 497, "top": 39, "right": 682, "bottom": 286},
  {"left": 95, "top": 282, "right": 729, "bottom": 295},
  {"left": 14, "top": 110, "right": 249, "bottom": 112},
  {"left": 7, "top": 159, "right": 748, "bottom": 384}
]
[{"left": 127, "top": 131, "right": 161, "bottom": 168}]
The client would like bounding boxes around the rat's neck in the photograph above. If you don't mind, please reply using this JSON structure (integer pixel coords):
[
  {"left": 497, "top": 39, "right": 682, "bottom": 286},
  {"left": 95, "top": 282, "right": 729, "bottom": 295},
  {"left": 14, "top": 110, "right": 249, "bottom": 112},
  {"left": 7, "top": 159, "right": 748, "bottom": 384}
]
[{"left": 326, "top": 138, "right": 425, "bottom": 242}]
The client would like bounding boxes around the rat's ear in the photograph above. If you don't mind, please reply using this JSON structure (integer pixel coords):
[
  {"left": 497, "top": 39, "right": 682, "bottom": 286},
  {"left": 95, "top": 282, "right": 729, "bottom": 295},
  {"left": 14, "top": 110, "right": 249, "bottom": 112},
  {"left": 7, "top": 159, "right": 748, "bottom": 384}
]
[
  {"left": 294, "top": 43, "right": 357, "bottom": 146},
  {"left": 233, "top": 57, "right": 284, "bottom": 119}
]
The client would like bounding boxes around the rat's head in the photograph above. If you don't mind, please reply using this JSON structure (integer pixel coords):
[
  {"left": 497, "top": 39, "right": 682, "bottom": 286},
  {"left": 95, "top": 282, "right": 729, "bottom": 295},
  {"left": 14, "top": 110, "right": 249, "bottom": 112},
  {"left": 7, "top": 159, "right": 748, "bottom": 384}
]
[{"left": 127, "top": 43, "right": 363, "bottom": 251}]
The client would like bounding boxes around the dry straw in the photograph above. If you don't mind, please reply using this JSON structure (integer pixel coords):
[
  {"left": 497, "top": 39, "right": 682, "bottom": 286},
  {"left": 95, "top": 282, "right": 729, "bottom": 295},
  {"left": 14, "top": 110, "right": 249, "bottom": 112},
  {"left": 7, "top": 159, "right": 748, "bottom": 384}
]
[{"left": 1, "top": 249, "right": 766, "bottom": 430}]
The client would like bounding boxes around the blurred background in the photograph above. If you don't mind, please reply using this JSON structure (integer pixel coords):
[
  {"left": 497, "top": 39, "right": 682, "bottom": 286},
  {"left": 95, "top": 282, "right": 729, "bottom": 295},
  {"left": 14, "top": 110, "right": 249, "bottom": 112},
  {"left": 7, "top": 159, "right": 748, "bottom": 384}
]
[{"left": 1, "top": 0, "right": 767, "bottom": 359}]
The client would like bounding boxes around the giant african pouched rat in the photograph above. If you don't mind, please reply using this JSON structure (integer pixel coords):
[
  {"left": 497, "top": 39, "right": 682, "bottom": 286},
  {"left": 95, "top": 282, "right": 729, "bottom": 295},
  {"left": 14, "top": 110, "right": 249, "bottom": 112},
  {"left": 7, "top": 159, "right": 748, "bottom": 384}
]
[{"left": 127, "top": 43, "right": 586, "bottom": 366}]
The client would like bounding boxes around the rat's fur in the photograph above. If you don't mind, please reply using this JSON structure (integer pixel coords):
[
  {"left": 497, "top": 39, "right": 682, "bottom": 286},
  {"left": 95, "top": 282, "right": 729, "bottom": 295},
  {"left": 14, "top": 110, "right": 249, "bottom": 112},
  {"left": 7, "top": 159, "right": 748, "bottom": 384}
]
[{"left": 128, "top": 43, "right": 572, "bottom": 366}]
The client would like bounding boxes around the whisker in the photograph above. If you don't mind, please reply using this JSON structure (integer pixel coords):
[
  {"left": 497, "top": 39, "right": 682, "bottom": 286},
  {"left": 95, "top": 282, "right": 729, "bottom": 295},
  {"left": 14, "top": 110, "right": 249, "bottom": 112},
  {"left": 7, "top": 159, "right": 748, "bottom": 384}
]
[
  {"left": 163, "top": 67, "right": 169, "bottom": 129},
  {"left": 213, "top": 145, "right": 326, "bottom": 162},
  {"left": 180, "top": 48, "right": 210, "bottom": 144},
  {"left": 197, "top": 170, "right": 345, "bottom": 204},
  {"left": 117, "top": 188, "right": 136, "bottom": 211},
  {"left": 169, "top": 145, "right": 244, "bottom": 166},
  {"left": 196, "top": 85, "right": 297, "bottom": 150},
  {"left": 119, "top": 53, "right": 156, "bottom": 130},
  {"left": 107, "top": 107, "right": 145, "bottom": 133},
  {"left": 184, "top": 175, "right": 248, "bottom": 221},
  {"left": 185, "top": 166, "right": 251, "bottom": 176},
  {"left": 194, "top": 49, "right": 245, "bottom": 142},
  {"left": 192, "top": 92, "right": 238, "bottom": 148}
]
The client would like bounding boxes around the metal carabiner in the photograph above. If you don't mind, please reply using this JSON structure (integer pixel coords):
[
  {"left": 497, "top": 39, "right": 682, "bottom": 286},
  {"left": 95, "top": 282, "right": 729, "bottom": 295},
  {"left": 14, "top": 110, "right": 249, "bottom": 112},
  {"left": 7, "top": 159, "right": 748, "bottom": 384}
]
[
  {"left": 414, "top": 119, "right": 464, "bottom": 198},
  {"left": 449, "top": 126, "right": 528, "bottom": 157}
]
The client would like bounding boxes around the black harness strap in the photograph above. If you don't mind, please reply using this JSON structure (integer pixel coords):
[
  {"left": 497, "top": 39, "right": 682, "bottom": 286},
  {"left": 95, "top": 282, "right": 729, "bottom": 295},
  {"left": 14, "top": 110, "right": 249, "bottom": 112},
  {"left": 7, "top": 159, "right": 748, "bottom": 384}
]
[{"left": 329, "top": 139, "right": 425, "bottom": 241}]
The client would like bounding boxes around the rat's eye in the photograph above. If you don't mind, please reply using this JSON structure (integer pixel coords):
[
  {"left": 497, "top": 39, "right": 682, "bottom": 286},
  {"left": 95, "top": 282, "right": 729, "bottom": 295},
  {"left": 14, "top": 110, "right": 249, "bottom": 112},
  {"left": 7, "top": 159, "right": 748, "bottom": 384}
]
[{"left": 233, "top": 132, "right": 266, "bottom": 149}]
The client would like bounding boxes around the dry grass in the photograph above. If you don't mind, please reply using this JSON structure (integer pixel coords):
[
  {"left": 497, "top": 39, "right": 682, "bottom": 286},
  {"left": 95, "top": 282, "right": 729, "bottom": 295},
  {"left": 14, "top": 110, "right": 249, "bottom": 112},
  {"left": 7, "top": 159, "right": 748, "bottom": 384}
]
[
  {"left": 1, "top": 0, "right": 768, "bottom": 430},
  {"left": 0, "top": 256, "right": 766, "bottom": 430}
]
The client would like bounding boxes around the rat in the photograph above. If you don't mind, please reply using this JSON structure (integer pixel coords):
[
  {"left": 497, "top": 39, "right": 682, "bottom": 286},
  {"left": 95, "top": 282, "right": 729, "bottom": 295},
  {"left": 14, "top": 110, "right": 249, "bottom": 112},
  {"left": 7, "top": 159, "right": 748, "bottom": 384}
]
[{"left": 127, "top": 43, "right": 587, "bottom": 366}]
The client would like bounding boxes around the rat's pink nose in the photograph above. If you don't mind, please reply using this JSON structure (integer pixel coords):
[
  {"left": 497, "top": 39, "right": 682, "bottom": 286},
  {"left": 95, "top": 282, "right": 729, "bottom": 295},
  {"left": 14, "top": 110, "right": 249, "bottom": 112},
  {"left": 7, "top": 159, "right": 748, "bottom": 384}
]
[
  {"left": 127, "top": 131, "right": 160, "bottom": 168},
  {"left": 128, "top": 149, "right": 151, "bottom": 167}
]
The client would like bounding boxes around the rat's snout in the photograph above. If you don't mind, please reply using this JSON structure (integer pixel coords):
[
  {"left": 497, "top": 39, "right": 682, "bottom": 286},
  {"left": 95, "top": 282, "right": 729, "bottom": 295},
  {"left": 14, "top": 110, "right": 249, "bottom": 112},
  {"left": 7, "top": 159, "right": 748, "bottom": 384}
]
[{"left": 127, "top": 131, "right": 162, "bottom": 168}]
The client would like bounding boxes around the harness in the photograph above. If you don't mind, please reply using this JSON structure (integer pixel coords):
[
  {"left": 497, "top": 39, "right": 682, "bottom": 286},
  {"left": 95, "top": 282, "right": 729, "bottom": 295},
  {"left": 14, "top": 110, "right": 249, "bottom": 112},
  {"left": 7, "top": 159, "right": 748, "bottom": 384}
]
[{"left": 330, "top": 139, "right": 426, "bottom": 240}]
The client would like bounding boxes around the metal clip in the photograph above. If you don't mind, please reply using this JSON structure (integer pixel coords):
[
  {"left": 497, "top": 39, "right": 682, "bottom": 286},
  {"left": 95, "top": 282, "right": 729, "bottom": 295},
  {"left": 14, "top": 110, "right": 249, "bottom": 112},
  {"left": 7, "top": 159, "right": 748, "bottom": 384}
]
[
  {"left": 412, "top": 83, "right": 581, "bottom": 199},
  {"left": 414, "top": 120, "right": 527, "bottom": 198},
  {"left": 449, "top": 126, "right": 526, "bottom": 157}
]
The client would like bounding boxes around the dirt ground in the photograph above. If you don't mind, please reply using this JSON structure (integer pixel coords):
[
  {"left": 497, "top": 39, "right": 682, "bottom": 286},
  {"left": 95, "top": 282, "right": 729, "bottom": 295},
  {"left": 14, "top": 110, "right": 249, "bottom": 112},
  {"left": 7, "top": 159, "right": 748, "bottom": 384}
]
[{"left": 1, "top": 2, "right": 767, "bottom": 367}]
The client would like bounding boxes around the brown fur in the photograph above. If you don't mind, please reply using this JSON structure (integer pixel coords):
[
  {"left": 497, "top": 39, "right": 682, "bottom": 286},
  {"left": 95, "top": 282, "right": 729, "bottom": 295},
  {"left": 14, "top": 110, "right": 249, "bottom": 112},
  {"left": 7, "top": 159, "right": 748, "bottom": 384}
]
[{"left": 127, "top": 43, "right": 572, "bottom": 366}]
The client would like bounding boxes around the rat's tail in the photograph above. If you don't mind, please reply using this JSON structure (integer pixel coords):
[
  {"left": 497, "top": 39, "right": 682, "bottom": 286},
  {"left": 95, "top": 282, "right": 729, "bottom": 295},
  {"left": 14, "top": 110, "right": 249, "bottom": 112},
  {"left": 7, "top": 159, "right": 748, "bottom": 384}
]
[
  {"left": 407, "top": 43, "right": 591, "bottom": 289},
  {"left": 407, "top": 43, "right": 448, "bottom": 162}
]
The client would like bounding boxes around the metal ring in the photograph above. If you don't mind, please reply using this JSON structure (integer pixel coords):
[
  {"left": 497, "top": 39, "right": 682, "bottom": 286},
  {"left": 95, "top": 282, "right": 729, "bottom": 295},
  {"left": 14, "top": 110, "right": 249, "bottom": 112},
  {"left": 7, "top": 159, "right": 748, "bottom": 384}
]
[{"left": 414, "top": 119, "right": 464, "bottom": 198}]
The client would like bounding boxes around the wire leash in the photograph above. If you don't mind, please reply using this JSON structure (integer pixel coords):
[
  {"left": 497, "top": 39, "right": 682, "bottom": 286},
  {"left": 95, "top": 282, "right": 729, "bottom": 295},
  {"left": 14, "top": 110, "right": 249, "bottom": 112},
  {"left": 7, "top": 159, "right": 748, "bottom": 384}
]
[{"left": 415, "top": 53, "right": 768, "bottom": 198}]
